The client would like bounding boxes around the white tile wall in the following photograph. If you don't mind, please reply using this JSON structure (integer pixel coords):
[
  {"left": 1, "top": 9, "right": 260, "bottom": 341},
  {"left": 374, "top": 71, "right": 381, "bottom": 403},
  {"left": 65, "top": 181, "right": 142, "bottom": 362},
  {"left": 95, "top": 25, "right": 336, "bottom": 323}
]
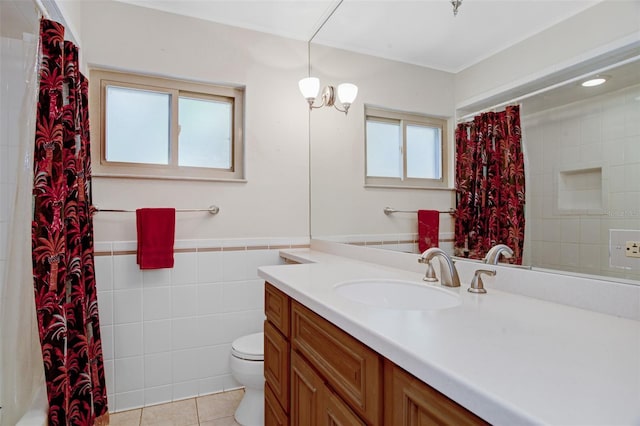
[
  {"left": 94, "top": 238, "right": 293, "bottom": 412},
  {"left": 0, "top": 37, "right": 24, "bottom": 314},
  {"left": 144, "top": 385, "right": 172, "bottom": 407},
  {"left": 522, "top": 83, "right": 640, "bottom": 280},
  {"left": 319, "top": 232, "right": 455, "bottom": 255}
]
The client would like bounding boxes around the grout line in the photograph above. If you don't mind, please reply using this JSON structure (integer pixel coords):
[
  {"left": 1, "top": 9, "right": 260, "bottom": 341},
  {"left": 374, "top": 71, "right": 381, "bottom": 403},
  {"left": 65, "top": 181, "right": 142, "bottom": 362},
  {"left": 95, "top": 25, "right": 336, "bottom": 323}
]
[{"left": 195, "top": 396, "right": 200, "bottom": 425}]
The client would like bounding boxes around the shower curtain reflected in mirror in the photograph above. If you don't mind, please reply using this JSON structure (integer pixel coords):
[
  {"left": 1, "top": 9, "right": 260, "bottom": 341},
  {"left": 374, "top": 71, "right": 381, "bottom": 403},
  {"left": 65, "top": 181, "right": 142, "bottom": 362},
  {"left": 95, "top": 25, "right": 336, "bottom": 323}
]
[
  {"left": 454, "top": 105, "right": 526, "bottom": 264},
  {"left": 0, "top": 25, "right": 46, "bottom": 426}
]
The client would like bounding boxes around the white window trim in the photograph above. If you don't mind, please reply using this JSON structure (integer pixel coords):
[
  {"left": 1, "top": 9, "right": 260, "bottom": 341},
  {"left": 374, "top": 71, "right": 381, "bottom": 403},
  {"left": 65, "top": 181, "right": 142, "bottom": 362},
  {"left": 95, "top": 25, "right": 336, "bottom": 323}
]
[
  {"left": 364, "top": 105, "right": 449, "bottom": 190},
  {"left": 89, "top": 68, "right": 246, "bottom": 182}
]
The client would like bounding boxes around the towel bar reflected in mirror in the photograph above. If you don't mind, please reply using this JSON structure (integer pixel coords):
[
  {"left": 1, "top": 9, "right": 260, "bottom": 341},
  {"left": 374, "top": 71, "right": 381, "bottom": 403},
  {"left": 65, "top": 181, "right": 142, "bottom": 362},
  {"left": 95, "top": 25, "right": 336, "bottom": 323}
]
[{"left": 384, "top": 207, "right": 455, "bottom": 216}]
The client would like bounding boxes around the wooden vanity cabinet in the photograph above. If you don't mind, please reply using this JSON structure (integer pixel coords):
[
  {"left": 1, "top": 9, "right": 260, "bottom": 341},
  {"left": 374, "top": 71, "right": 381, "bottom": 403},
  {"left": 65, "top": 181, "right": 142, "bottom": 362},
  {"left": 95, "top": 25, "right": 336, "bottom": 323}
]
[
  {"left": 264, "top": 282, "right": 488, "bottom": 426},
  {"left": 265, "top": 283, "right": 291, "bottom": 422}
]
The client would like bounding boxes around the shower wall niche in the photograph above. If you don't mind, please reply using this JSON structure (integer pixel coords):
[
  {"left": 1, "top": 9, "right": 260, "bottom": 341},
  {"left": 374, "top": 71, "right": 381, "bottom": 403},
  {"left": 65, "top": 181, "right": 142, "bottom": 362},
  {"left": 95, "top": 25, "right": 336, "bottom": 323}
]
[{"left": 556, "top": 165, "right": 604, "bottom": 214}]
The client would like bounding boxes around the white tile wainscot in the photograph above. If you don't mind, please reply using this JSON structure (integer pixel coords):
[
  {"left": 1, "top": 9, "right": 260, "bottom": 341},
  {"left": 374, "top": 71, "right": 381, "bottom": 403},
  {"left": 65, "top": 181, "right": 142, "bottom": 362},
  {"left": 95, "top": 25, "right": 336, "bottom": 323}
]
[
  {"left": 94, "top": 237, "right": 308, "bottom": 412},
  {"left": 257, "top": 241, "right": 640, "bottom": 425}
]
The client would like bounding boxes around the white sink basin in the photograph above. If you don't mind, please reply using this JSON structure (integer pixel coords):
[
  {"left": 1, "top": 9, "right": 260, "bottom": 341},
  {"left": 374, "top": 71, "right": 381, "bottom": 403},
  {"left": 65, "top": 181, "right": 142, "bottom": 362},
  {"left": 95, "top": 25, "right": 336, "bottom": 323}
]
[{"left": 333, "top": 279, "right": 461, "bottom": 311}]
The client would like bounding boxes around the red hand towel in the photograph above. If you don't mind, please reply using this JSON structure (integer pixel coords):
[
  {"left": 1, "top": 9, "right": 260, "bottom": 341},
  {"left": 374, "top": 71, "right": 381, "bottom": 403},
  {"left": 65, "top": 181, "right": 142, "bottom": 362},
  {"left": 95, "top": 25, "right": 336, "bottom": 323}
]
[
  {"left": 136, "top": 208, "right": 176, "bottom": 269},
  {"left": 418, "top": 210, "right": 439, "bottom": 253}
]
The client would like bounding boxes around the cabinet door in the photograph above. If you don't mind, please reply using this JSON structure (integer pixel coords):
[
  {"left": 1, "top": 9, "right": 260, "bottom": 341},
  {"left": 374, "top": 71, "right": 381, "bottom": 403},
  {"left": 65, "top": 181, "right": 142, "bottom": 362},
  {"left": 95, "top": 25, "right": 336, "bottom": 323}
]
[
  {"left": 384, "top": 361, "right": 489, "bottom": 426},
  {"left": 291, "top": 351, "right": 322, "bottom": 426},
  {"left": 322, "top": 388, "right": 367, "bottom": 426},
  {"left": 265, "top": 381, "right": 288, "bottom": 426},
  {"left": 292, "top": 351, "right": 367, "bottom": 426},
  {"left": 264, "top": 320, "right": 289, "bottom": 412},
  {"left": 291, "top": 301, "right": 382, "bottom": 424}
]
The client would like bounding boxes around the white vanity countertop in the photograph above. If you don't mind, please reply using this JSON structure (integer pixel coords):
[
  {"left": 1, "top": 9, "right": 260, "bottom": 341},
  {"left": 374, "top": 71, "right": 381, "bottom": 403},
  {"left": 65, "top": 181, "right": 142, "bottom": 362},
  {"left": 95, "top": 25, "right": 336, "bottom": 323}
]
[{"left": 258, "top": 249, "right": 640, "bottom": 426}]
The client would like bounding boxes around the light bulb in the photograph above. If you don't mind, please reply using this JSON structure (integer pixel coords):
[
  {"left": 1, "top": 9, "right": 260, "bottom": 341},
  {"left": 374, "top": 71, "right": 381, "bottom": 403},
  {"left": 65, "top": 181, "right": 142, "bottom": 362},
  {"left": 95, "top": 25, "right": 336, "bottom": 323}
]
[
  {"left": 337, "top": 83, "right": 358, "bottom": 105},
  {"left": 581, "top": 76, "right": 609, "bottom": 87},
  {"left": 298, "top": 77, "right": 320, "bottom": 100}
]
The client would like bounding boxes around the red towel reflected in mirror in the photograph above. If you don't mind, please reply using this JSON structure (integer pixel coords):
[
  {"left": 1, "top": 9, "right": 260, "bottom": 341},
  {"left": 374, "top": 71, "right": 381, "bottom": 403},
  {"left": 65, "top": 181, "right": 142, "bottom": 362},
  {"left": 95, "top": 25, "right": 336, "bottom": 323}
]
[{"left": 418, "top": 210, "right": 439, "bottom": 253}]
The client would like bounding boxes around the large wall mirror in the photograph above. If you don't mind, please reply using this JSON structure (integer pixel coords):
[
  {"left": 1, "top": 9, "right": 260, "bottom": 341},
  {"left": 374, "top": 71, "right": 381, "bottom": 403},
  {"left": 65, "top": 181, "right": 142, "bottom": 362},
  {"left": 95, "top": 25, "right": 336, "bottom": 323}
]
[{"left": 308, "top": 1, "right": 640, "bottom": 285}]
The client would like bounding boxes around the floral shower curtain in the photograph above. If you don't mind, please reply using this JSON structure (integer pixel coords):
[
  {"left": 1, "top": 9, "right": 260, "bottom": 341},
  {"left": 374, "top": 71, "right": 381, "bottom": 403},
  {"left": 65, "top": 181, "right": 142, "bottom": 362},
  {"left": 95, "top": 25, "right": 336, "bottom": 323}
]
[
  {"left": 32, "top": 19, "right": 108, "bottom": 425},
  {"left": 454, "top": 105, "right": 526, "bottom": 264}
]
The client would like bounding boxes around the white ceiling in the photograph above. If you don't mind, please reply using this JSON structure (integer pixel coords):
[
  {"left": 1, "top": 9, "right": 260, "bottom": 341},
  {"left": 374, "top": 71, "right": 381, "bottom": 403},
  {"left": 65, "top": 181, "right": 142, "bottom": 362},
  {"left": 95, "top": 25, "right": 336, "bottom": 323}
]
[{"left": 114, "top": 0, "right": 604, "bottom": 73}]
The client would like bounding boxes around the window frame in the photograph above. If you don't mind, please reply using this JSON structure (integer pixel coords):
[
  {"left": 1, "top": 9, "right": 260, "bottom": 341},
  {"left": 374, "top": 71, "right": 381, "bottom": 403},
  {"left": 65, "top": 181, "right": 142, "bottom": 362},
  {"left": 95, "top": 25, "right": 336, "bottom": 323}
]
[
  {"left": 364, "top": 106, "right": 449, "bottom": 189},
  {"left": 90, "top": 68, "right": 245, "bottom": 181}
]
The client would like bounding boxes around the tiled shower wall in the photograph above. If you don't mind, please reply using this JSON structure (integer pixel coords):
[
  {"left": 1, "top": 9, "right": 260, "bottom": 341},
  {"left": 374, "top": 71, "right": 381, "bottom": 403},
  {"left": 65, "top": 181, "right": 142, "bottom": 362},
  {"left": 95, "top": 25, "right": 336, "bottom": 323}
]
[
  {"left": 0, "top": 36, "right": 23, "bottom": 303},
  {"left": 95, "top": 238, "right": 307, "bottom": 412},
  {"left": 523, "top": 83, "right": 640, "bottom": 280}
]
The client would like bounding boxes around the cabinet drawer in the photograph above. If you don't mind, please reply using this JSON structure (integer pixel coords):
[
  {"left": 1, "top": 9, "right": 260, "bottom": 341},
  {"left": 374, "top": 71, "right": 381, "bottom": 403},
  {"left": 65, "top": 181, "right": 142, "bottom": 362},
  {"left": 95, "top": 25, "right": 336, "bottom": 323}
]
[
  {"left": 265, "top": 282, "right": 290, "bottom": 337},
  {"left": 264, "top": 320, "right": 289, "bottom": 413},
  {"left": 265, "top": 381, "right": 288, "bottom": 426},
  {"left": 291, "top": 301, "right": 382, "bottom": 424},
  {"left": 384, "top": 360, "right": 489, "bottom": 426}
]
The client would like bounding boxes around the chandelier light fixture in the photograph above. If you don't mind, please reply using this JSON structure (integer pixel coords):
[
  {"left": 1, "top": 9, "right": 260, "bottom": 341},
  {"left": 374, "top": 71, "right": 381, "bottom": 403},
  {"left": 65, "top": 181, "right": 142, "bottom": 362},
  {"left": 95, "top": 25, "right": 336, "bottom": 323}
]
[
  {"left": 451, "top": 0, "right": 463, "bottom": 16},
  {"left": 298, "top": 0, "right": 357, "bottom": 115},
  {"left": 298, "top": 77, "right": 358, "bottom": 115}
]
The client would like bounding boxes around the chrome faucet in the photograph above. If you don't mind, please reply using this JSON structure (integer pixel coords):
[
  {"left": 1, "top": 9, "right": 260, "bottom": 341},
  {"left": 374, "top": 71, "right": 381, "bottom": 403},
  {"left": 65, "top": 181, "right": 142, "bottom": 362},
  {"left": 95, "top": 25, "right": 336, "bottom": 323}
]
[
  {"left": 418, "top": 248, "right": 461, "bottom": 287},
  {"left": 484, "top": 244, "right": 514, "bottom": 265}
]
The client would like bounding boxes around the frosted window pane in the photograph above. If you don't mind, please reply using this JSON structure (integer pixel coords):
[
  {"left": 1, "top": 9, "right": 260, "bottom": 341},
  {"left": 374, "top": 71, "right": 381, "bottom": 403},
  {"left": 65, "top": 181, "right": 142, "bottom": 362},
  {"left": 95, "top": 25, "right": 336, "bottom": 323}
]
[
  {"left": 366, "top": 121, "right": 401, "bottom": 178},
  {"left": 406, "top": 125, "right": 441, "bottom": 179},
  {"left": 178, "top": 97, "right": 232, "bottom": 169},
  {"left": 105, "top": 86, "right": 169, "bottom": 165}
]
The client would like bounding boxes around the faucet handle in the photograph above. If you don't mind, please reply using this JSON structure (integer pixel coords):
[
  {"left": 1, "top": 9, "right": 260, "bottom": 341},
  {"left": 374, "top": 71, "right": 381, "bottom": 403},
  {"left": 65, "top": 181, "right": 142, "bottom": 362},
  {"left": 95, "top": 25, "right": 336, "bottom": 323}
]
[
  {"left": 468, "top": 269, "right": 496, "bottom": 294},
  {"left": 422, "top": 261, "right": 438, "bottom": 282}
]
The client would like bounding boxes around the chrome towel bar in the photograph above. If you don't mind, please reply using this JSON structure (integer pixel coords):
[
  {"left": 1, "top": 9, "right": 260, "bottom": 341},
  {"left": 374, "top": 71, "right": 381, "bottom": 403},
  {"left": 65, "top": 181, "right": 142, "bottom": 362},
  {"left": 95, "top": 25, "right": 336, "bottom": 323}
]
[
  {"left": 384, "top": 207, "right": 455, "bottom": 216},
  {"left": 94, "top": 205, "right": 220, "bottom": 215}
]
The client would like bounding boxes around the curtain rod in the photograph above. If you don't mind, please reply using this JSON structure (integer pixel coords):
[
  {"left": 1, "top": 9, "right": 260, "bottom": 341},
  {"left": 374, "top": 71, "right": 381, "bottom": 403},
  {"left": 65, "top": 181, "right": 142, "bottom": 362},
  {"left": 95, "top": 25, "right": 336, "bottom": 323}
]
[
  {"left": 33, "top": 0, "right": 50, "bottom": 19},
  {"left": 457, "top": 102, "right": 521, "bottom": 123}
]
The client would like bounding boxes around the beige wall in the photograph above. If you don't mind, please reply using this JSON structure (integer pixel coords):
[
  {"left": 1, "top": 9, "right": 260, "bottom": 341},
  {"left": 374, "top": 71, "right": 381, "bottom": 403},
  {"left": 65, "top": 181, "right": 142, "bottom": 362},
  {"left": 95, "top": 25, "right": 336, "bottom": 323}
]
[
  {"left": 455, "top": 0, "right": 640, "bottom": 107},
  {"left": 80, "top": 1, "right": 310, "bottom": 242},
  {"left": 54, "top": 0, "right": 83, "bottom": 48},
  {"left": 76, "top": 0, "right": 638, "bottom": 243},
  {"left": 309, "top": 44, "right": 456, "bottom": 238}
]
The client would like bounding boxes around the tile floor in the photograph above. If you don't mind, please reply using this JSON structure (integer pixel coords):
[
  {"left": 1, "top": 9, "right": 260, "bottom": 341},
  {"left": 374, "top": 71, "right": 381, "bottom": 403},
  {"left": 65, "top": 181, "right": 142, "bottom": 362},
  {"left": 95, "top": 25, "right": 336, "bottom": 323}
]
[{"left": 108, "top": 389, "right": 244, "bottom": 426}]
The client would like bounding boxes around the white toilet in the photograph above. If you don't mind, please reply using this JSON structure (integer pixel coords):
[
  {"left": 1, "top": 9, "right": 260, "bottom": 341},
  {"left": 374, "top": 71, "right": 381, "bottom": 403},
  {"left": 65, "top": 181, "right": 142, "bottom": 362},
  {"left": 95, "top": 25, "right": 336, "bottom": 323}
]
[{"left": 230, "top": 332, "right": 264, "bottom": 426}]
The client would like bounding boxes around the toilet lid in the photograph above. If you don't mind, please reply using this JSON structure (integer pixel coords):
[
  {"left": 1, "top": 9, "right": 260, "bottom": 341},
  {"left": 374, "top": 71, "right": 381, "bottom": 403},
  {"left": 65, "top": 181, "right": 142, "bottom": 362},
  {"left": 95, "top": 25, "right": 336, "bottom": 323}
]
[{"left": 231, "top": 332, "right": 264, "bottom": 361}]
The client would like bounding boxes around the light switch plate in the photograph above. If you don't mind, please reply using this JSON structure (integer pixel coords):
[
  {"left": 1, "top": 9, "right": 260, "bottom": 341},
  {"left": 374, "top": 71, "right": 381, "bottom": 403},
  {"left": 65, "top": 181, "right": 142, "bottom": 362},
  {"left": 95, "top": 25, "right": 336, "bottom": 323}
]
[{"left": 626, "top": 241, "right": 640, "bottom": 258}]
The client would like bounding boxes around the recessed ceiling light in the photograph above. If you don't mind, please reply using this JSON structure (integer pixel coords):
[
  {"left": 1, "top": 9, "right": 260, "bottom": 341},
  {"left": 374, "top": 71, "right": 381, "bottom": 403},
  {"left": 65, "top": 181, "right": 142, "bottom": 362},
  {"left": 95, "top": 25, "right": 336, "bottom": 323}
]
[{"left": 581, "top": 75, "right": 609, "bottom": 87}]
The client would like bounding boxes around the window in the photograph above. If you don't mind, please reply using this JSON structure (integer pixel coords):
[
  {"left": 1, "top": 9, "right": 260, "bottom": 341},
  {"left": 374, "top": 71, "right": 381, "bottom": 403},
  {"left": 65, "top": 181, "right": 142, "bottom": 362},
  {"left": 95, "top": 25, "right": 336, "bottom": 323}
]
[
  {"left": 365, "top": 106, "right": 448, "bottom": 189},
  {"left": 90, "top": 69, "right": 244, "bottom": 181}
]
